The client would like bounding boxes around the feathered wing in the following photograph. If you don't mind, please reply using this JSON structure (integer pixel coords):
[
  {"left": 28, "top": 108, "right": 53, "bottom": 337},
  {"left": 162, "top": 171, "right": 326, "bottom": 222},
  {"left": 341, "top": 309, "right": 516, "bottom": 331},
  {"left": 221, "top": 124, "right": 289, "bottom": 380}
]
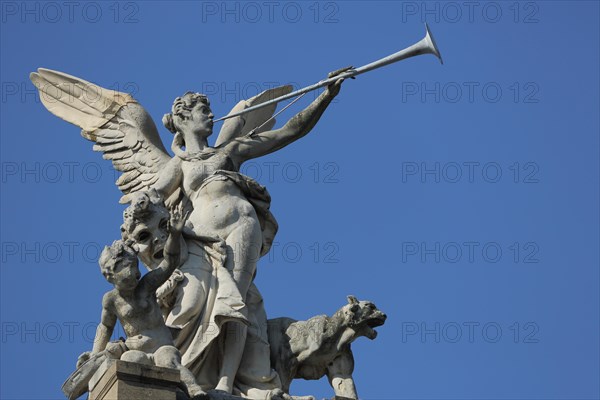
[
  {"left": 214, "top": 84, "right": 293, "bottom": 147},
  {"left": 30, "top": 68, "right": 171, "bottom": 202}
]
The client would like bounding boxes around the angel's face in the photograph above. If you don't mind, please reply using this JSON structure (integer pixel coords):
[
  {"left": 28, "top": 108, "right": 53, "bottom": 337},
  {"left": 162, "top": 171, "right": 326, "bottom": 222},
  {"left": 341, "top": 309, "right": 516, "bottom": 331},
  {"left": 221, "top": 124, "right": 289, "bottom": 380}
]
[
  {"left": 188, "top": 101, "right": 214, "bottom": 138},
  {"left": 128, "top": 209, "right": 169, "bottom": 270}
]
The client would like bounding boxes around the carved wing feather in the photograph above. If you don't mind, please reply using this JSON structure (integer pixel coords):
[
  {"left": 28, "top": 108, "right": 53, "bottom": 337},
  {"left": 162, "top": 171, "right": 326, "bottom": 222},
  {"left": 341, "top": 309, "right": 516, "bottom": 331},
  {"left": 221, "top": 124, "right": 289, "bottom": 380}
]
[
  {"left": 30, "top": 68, "right": 171, "bottom": 201},
  {"left": 215, "top": 85, "right": 293, "bottom": 147}
]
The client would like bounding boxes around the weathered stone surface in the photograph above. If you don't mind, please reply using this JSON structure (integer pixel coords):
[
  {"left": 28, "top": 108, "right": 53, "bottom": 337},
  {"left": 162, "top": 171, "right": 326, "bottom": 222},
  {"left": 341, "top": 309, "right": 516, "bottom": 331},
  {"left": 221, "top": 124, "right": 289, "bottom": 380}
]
[
  {"left": 28, "top": 47, "right": 435, "bottom": 397},
  {"left": 31, "top": 66, "right": 344, "bottom": 398},
  {"left": 65, "top": 205, "right": 205, "bottom": 398},
  {"left": 89, "top": 360, "right": 180, "bottom": 400},
  {"left": 268, "top": 296, "right": 387, "bottom": 399}
]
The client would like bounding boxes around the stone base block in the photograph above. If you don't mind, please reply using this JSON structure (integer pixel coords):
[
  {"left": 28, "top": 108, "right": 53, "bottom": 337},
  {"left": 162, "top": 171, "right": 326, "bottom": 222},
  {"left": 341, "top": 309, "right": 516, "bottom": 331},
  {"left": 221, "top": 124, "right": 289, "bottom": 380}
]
[{"left": 89, "top": 360, "right": 180, "bottom": 400}]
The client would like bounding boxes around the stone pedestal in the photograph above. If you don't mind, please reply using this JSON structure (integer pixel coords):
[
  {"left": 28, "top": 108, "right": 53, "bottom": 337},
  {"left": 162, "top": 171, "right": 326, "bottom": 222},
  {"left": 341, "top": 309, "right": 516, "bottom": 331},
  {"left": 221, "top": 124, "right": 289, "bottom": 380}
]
[{"left": 89, "top": 360, "right": 180, "bottom": 400}]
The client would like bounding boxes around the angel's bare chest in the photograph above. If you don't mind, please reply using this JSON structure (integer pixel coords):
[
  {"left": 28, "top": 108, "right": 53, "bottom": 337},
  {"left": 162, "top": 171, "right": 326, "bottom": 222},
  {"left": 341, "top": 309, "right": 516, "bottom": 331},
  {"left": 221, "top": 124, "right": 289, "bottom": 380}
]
[{"left": 181, "top": 152, "right": 235, "bottom": 191}]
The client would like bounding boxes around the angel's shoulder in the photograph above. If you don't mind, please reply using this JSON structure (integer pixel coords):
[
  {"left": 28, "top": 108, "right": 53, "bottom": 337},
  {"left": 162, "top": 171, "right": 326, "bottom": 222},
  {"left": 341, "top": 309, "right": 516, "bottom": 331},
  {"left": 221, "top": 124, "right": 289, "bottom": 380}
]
[
  {"left": 164, "top": 154, "right": 183, "bottom": 171},
  {"left": 168, "top": 155, "right": 183, "bottom": 165}
]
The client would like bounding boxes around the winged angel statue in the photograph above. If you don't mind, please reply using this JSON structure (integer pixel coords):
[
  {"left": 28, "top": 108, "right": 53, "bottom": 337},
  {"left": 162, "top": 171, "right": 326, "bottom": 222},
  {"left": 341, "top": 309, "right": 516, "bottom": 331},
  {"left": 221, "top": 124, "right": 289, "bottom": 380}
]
[{"left": 30, "top": 68, "right": 345, "bottom": 399}]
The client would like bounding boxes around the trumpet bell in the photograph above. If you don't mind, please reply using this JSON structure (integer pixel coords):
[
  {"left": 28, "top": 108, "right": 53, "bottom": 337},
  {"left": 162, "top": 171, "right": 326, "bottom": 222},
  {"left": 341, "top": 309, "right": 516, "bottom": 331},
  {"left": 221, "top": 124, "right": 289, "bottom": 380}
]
[{"left": 424, "top": 23, "right": 443, "bottom": 64}]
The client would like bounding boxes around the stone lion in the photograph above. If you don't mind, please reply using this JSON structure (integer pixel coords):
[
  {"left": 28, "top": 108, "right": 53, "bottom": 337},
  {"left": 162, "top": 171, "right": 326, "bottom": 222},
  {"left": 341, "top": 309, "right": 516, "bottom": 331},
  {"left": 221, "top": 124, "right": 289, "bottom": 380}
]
[{"left": 267, "top": 296, "right": 387, "bottom": 399}]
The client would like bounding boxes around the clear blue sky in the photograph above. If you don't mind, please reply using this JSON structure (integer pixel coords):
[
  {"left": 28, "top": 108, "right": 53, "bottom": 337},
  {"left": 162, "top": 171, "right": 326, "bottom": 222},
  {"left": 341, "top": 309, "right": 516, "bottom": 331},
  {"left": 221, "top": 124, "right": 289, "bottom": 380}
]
[{"left": 1, "top": 1, "right": 599, "bottom": 399}]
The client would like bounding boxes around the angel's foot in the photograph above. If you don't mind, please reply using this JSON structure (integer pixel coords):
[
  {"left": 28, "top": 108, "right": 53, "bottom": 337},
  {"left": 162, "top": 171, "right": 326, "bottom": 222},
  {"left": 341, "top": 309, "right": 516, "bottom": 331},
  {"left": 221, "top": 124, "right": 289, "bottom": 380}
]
[{"left": 213, "top": 377, "right": 233, "bottom": 394}]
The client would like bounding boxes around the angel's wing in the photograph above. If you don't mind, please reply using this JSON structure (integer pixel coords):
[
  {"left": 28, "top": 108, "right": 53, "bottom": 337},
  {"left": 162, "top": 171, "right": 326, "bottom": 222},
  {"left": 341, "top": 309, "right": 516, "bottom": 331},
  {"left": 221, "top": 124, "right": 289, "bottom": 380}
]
[
  {"left": 30, "top": 68, "right": 171, "bottom": 202},
  {"left": 214, "top": 85, "right": 293, "bottom": 147}
]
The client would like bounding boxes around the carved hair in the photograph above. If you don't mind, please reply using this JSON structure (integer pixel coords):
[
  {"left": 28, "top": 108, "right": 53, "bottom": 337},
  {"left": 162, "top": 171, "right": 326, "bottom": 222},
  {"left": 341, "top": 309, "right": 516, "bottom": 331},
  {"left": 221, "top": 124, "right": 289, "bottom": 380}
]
[
  {"left": 120, "top": 190, "right": 168, "bottom": 242},
  {"left": 99, "top": 239, "right": 137, "bottom": 281},
  {"left": 162, "top": 92, "right": 210, "bottom": 134},
  {"left": 162, "top": 92, "right": 211, "bottom": 157}
]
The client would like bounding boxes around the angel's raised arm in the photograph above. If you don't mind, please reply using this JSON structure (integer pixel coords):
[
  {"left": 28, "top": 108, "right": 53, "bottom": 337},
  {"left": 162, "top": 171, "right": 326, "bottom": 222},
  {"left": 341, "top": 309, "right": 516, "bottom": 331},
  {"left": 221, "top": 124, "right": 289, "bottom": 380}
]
[
  {"left": 221, "top": 78, "right": 342, "bottom": 164},
  {"left": 30, "top": 68, "right": 172, "bottom": 204}
]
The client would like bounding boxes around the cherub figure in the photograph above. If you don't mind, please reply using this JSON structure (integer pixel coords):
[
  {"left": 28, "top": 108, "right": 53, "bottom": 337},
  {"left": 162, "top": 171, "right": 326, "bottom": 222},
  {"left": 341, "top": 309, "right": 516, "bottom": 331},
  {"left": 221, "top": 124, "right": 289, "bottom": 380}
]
[{"left": 90, "top": 204, "right": 205, "bottom": 399}]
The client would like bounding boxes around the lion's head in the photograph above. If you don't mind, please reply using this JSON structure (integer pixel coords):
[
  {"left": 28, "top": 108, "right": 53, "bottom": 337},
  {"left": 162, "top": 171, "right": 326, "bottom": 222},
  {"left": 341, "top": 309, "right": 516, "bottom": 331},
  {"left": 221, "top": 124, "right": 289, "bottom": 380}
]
[{"left": 341, "top": 295, "right": 387, "bottom": 339}]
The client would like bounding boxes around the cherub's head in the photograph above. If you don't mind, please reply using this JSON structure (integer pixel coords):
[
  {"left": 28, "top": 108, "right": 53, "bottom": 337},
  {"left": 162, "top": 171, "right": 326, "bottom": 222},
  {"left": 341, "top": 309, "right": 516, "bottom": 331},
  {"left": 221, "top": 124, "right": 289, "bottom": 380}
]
[
  {"left": 121, "top": 190, "right": 170, "bottom": 270},
  {"left": 99, "top": 240, "right": 140, "bottom": 290},
  {"left": 163, "top": 92, "right": 214, "bottom": 141}
]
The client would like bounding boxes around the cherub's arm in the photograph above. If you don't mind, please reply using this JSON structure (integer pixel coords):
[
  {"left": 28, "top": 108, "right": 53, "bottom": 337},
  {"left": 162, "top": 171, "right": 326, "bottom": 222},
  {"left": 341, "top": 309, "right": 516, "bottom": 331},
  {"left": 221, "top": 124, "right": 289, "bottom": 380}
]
[
  {"left": 141, "top": 203, "right": 187, "bottom": 293},
  {"left": 92, "top": 294, "right": 117, "bottom": 354},
  {"left": 223, "top": 73, "right": 345, "bottom": 164}
]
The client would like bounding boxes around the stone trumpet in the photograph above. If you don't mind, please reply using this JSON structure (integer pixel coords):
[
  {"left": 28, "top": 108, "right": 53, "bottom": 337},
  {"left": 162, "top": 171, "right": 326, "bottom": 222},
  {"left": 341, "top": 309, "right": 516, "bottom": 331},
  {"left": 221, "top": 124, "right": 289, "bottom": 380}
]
[{"left": 214, "top": 23, "right": 443, "bottom": 122}]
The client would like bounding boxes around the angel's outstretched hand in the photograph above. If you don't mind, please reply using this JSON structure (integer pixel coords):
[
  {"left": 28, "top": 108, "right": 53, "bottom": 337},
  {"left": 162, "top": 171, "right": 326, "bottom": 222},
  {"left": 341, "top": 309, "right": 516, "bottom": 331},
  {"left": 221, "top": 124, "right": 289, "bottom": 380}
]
[{"left": 326, "top": 66, "right": 354, "bottom": 97}]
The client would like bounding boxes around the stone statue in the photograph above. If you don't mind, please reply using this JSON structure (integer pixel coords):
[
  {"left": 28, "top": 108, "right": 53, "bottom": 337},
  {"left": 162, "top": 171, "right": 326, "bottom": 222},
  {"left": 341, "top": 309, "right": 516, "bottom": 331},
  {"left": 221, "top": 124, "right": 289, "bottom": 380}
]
[
  {"left": 28, "top": 24, "right": 444, "bottom": 395},
  {"left": 119, "top": 190, "right": 254, "bottom": 396},
  {"left": 268, "top": 296, "right": 387, "bottom": 399},
  {"left": 30, "top": 67, "right": 362, "bottom": 399},
  {"left": 87, "top": 204, "right": 206, "bottom": 399},
  {"left": 154, "top": 75, "right": 344, "bottom": 396}
]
